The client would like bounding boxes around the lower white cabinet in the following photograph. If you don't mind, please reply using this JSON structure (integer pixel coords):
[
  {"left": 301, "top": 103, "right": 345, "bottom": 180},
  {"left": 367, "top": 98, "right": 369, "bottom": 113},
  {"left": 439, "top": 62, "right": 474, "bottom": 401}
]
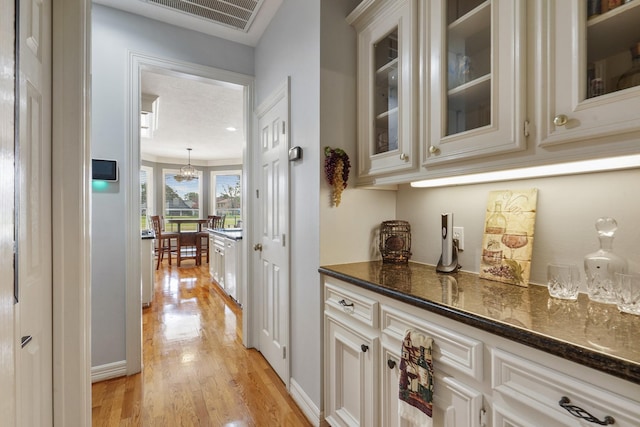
[
  {"left": 210, "top": 234, "right": 225, "bottom": 289},
  {"left": 491, "top": 348, "right": 640, "bottom": 427},
  {"left": 140, "top": 236, "right": 154, "bottom": 307},
  {"left": 323, "top": 275, "right": 640, "bottom": 427},
  {"left": 324, "top": 277, "right": 485, "bottom": 427},
  {"left": 325, "top": 313, "right": 379, "bottom": 427},
  {"left": 208, "top": 234, "right": 215, "bottom": 278},
  {"left": 224, "top": 238, "right": 242, "bottom": 304}
]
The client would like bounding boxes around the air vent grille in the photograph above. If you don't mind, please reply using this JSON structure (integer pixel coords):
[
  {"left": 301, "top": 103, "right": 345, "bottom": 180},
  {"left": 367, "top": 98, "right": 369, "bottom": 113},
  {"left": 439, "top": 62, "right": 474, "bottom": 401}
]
[{"left": 144, "top": 0, "right": 263, "bottom": 32}]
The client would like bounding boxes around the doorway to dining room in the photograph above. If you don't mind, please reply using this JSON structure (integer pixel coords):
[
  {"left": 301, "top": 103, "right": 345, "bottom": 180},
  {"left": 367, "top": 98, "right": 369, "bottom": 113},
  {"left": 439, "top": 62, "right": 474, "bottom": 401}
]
[{"left": 124, "top": 53, "right": 255, "bottom": 375}]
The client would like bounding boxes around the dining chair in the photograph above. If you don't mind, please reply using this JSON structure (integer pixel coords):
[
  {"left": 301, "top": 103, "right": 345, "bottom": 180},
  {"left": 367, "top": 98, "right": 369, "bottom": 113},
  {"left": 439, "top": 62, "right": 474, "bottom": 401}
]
[
  {"left": 150, "top": 215, "right": 179, "bottom": 270},
  {"left": 177, "top": 231, "right": 200, "bottom": 267},
  {"left": 211, "top": 215, "right": 224, "bottom": 229}
]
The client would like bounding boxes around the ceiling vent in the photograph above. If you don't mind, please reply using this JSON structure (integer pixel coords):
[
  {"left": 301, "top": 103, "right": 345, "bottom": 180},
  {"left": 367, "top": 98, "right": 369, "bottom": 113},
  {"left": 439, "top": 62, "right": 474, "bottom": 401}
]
[{"left": 142, "top": 0, "right": 264, "bottom": 32}]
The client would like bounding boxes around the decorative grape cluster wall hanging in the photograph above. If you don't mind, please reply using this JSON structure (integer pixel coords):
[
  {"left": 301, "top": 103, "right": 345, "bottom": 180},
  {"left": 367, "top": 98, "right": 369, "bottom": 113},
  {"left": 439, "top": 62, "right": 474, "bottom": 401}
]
[{"left": 324, "top": 147, "right": 351, "bottom": 207}]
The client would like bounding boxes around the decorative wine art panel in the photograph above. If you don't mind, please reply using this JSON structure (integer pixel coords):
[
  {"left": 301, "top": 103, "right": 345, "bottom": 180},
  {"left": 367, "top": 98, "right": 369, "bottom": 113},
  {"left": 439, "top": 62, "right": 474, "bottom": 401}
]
[{"left": 480, "top": 189, "right": 538, "bottom": 287}]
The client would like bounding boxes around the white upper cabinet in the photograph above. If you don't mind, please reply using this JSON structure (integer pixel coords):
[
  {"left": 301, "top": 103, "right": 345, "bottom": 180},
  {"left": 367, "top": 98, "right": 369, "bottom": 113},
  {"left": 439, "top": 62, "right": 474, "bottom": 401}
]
[
  {"left": 425, "top": 0, "right": 527, "bottom": 165},
  {"left": 348, "top": 0, "right": 418, "bottom": 184},
  {"left": 537, "top": 0, "right": 640, "bottom": 146}
]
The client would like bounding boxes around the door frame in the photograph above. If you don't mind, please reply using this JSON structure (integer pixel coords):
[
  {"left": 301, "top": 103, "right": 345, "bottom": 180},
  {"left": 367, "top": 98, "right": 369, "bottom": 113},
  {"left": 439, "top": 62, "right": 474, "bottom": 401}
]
[
  {"left": 125, "top": 52, "right": 255, "bottom": 373},
  {"left": 51, "top": 0, "right": 92, "bottom": 425}
]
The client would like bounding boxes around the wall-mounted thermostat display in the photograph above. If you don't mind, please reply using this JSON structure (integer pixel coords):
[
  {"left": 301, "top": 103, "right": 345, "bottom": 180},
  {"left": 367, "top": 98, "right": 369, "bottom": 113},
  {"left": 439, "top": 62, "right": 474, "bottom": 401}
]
[{"left": 92, "top": 159, "right": 119, "bottom": 181}]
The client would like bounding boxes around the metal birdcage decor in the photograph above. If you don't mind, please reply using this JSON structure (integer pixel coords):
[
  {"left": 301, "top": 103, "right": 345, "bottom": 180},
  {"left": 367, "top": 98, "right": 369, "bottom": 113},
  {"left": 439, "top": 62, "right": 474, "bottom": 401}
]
[{"left": 380, "top": 220, "right": 412, "bottom": 264}]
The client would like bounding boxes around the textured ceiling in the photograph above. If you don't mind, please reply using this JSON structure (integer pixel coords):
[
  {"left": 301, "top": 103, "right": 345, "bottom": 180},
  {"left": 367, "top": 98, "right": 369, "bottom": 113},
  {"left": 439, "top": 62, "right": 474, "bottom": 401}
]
[
  {"left": 141, "top": 70, "right": 245, "bottom": 164},
  {"left": 96, "top": 0, "right": 283, "bottom": 165}
]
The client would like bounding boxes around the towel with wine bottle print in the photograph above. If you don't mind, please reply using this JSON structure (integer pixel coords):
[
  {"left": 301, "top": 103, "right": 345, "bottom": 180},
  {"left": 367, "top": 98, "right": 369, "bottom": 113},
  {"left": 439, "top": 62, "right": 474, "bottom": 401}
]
[{"left": 398, "top": 329, "right": 434, "bottom": 426}]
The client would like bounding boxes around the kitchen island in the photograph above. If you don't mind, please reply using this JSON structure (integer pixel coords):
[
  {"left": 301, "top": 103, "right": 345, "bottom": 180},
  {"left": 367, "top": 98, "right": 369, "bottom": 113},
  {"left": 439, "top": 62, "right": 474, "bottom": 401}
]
[{"left": 320, "top": 261, "right": 640, "bottom": 427}]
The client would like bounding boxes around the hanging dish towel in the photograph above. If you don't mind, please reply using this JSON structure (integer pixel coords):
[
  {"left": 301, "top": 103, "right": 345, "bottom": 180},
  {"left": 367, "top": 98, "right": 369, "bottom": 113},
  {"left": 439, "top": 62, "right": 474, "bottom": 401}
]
[{"left": 398, "top": 329, "right": 434, "bottom": 426}]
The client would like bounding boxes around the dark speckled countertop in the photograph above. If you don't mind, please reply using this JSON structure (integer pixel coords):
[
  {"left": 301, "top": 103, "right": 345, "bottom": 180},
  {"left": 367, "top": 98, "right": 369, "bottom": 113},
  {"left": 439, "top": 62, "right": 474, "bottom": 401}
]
[
  {"left": 207, "top": 228, "right": 243, "bottom": 241},
  {"left": 319, "top": 261, "right": 640, "bottom": 385}
]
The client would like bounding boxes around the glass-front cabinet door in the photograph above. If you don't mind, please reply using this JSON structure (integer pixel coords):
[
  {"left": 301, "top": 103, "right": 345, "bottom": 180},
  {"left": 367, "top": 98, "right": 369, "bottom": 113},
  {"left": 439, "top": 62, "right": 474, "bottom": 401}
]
[
  {"left": 425, "top": 0, "right": 526, "bottom": 165},
  {"left": 538, "top": 0, "right": 640, "bottom": 146},
  {"left": 348, "top": 0, "right": 418, "bottom": 184}
]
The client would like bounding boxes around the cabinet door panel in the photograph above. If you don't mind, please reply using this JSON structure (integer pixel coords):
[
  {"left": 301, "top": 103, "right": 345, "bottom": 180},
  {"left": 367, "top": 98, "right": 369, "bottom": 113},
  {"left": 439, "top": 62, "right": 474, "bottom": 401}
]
[
  {"left": 325, "top": 313, "right": 379, "bottom": 427},
  {"left": 349, "top": 0, "right": 418, "bottom": 182},
  {"left": 432, "top": 373, "right": 483, "bottom": 427},
  {"left": 537, "top": 0, "right": 640, "bottom": 146},
  {"left": 381, "top": 344, "right": 400, "bottom": 427},
  {"left": 426, "top": 0, "right": 527, "bottom": 165}
]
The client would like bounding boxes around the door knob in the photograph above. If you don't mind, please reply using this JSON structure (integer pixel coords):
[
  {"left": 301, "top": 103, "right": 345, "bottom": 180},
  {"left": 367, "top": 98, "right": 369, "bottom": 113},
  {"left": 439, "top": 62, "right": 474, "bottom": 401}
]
[
  {"left": 253, "top": 243, "right": 262, "bottom": 251},
  {"left": 429, "top": 145, "right": 440, "bottom": 154}
]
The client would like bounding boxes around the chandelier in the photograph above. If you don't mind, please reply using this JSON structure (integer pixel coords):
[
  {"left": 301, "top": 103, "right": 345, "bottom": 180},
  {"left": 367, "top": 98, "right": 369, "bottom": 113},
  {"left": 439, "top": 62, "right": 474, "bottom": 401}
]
[{"left": 175, "top": 148, "right": 197, "bottom": 182}]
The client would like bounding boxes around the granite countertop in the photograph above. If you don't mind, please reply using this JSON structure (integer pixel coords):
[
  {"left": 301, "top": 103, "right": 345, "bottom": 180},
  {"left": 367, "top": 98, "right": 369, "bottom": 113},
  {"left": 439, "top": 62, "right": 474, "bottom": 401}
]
[
  {"left": 319, "top": 261, "right": 640, "bottom": 385},
  {"left": 208, "top": 228, "right": 243, "bottom": 240}
]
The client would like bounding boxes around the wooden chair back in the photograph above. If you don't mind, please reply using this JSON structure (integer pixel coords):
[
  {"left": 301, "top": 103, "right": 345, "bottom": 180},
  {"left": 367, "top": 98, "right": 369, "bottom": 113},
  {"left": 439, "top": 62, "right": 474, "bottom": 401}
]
[{"left": 208, "top": 215, "right": 224, "bottom": 229}]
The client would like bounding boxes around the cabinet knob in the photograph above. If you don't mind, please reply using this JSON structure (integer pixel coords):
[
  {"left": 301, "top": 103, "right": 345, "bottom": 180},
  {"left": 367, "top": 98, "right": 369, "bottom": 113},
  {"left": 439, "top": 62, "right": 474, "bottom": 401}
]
[
  {"left": 253, "top": 243, "right": 262, "bottom": 251},
  {"left": 387, "top": 359, "right": 396, "bottom": 369},
  {"left": 553, "top": 114, "right": 569, "bottom": 126},
  {"left": 429, "top": 145, "right": 440, "bottom": 154},
  {"left": 399, "top": 153, "right": 408, "bottom": 161},
  {"left": 558, "top": 396, "right": 614, "bottom": 425},
  {"left": 361, "top": 344, "right": 369, "bottom": 353}
]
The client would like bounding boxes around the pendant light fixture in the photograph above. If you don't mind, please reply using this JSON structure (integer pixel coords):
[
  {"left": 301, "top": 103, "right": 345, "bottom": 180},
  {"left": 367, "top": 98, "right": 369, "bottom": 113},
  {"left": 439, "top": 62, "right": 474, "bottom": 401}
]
[{"left": 175, "top": 148, "right": 197, "bottom": 182}]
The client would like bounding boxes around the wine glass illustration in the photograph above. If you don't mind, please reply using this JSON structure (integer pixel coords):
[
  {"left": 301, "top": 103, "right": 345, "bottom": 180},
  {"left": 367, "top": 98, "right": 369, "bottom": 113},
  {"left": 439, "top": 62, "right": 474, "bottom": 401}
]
[{"left": 501, "top": 232, "right": 528, "bottom": 259}]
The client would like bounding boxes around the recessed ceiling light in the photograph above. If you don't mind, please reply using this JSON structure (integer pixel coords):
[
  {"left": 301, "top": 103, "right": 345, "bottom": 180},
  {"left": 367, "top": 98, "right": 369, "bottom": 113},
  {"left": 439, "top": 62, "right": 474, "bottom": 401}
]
[{"left": 226, "top": 127, "right": 237, "bottom": 132}]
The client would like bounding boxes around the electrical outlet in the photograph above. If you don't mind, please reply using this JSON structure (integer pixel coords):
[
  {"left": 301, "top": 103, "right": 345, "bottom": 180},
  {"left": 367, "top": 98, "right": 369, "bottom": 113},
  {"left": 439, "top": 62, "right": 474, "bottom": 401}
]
[{"left": 453, "top": 226, "right": 464, "bottom": 251}]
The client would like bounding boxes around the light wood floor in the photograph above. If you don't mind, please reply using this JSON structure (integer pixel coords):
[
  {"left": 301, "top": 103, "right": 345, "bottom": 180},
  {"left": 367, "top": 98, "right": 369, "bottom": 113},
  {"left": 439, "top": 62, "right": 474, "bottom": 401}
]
[{"left": 92, "top": 258, "right": 312, "bottom": 426}]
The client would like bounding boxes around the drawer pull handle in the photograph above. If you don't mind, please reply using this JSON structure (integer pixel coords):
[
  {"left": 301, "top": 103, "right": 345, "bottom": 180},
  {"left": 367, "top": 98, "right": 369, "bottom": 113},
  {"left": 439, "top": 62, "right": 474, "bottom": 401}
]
[
  {"left": 338, "top": 299, "right": 354, "bottom": 308},
  {"left": 559, "top": 396, "right": 614, "bottom": 425},
  {"left": 361, "top": 344, "right": 369, "bottom": 353},
  {"left": 387, "top": 359, "right": 396, "bottom": 369}
]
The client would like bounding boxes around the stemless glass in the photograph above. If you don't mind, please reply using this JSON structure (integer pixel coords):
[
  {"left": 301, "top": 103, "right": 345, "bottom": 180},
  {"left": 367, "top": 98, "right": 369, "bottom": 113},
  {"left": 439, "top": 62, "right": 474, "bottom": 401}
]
[
  {"left": 547, "top": 263, "right": 580, "bottom": 300},
  {"left": 614, "top": 272, "right": 640, "bottom": 315}
]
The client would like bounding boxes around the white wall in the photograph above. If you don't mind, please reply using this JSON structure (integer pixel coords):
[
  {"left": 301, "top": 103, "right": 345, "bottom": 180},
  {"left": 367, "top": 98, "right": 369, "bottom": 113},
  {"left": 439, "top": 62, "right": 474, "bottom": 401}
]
[
  {"left": 319, "top": 0, "right": 397, "bottom": 267},
  {"left": 91, "top": 5, "right": 253, "bottom": 367},
  {"left": 396, "top": 168, "right": 640, "bottom": 291},
  {"left": 254, "top": 0, "right": 323, "bottom": 408},
  {"left": 255, "top": 0, "right": 398, "bottom": 413}
]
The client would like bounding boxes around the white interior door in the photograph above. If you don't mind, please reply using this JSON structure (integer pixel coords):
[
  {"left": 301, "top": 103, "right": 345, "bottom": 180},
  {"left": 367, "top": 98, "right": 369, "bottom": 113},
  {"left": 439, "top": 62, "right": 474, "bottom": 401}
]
[
  {"left": 255, "top": 81, "right": 290, "bottom": 384},
  {"left": 16, "top": 0, "right": 53, "bottom": 424}
]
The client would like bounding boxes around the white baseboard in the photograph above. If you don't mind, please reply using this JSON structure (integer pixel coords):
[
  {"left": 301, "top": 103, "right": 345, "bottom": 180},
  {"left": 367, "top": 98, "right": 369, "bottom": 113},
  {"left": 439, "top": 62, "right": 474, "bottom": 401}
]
[
  {"left": 91, "top": 360, "right": 127, "bottom": 383},
  {"left": 290, "top": 378, "right": 326, "bottom": 427}
]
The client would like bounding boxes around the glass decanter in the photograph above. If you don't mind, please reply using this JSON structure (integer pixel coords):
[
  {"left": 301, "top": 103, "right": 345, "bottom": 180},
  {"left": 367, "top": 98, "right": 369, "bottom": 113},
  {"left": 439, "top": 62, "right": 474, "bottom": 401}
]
[{"left": 584, "top": 217, "right": 628, "bottom": 304}]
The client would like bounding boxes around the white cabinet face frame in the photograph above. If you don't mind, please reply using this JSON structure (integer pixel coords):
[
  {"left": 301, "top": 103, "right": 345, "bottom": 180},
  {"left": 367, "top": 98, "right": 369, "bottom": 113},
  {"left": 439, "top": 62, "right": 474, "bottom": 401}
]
[
  {"left": 537, "top": 0, "right": 640, "bottom": 147},
  {"left": 380, "top": 343, "right": 400, "bottom": 427},
  {"left": 425, "top": 0, "right": 527, "bottom": 165}
]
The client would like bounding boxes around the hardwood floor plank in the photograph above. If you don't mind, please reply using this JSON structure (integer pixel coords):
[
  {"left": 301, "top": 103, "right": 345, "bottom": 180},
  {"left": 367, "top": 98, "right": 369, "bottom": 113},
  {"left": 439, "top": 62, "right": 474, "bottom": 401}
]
[{"left": 92, "top": 260, "right": 311, "bottom": 426}]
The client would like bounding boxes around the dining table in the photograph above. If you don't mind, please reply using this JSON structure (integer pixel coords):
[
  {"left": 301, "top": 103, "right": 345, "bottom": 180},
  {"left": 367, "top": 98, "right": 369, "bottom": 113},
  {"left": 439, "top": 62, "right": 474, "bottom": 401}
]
[
  {"left": 166, "top": 218, "right": 210, "bottom": 232},
  {"left": 166, "top": 218, "right": 211, "bottom": 266}
]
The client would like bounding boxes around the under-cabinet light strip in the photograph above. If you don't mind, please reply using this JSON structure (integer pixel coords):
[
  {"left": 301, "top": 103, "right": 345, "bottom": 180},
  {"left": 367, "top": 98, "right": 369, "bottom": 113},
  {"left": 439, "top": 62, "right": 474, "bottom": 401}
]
[{"left": 410, "top": 154, "right": 640, "bottom": 188}]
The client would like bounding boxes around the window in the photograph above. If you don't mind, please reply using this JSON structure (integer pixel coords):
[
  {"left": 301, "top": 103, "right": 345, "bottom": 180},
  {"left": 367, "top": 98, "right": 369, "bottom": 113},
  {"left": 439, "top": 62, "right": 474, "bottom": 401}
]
[
  {"left": 163, "top": 169, "right": 203, "bottom": 230},
  {"left": 210, "top": 171, "right": 242, "bottom": 228},
  {"left": 140, "top": 166, "right": 154, "bottom": 230}
]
